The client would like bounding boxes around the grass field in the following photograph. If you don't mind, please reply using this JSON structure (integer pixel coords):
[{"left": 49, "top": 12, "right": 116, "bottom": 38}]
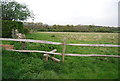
[{"left": 2, "top": 32, "right": 119, "bottom": 79}]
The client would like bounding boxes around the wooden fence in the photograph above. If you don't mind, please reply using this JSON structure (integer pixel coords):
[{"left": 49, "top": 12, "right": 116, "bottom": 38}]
[
  {"left": 0, "top": 38, "right": 120, "bottom": 63},
  {"left": 0, "top": 38, "right": 120, "bottom": 47}
]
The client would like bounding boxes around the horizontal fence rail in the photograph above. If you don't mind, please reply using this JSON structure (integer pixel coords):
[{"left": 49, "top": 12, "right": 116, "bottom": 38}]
[
  {"left": 0, "top": 38, "right": 61, "bottom": 45},
  {"left": 67, "top": 44, "right": 120, "bottom": 47},
  {"left": 7, "top": 49, "right": 120, "bottom": 58},
  {"left": 0, "top": 38, "right": 120, "bottom": 47}
]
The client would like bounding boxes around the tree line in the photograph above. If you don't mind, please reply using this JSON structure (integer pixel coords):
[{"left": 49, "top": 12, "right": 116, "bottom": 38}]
[{"left": 24, "top": 22, "right": 119, "bottom": 33}]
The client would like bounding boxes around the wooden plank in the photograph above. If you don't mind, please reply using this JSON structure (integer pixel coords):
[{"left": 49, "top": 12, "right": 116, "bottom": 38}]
[
  {"left": 7, "top": 49, "right": 62, "bottom": 55},
  {"left": 67, "top": 44, "right": 120, "bottom": 47},
  {"left": 0, "top": 38, "right": 120, "bottom": 47},
  {"left": 50, "top": 49, "right": 57, "bottom": 53},
  {"left": 0, "top": 45, "right": 14, "bottom": 49},
  {"left": 0, "top": 38, "right": 62, "bottom": 45},
  {"left": 50, "top": 57, "right": 60, "bottom": 62},
  {"left": 44, "top": 54, "right": 60, "bottom": 62},
  {"left": 64, "top": 54, "right": 120, "bottom": 58},
  {"left": 6, "top": 49, "right": 120, "bottom": 58},
  {"left": 50, "top": 49, "right": 57, "bottom": 56}
]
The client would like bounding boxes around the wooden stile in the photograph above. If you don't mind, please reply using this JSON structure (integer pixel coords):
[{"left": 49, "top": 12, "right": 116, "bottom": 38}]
[{"left": 43, "top": 49, "right": 58, "bottom": 62}]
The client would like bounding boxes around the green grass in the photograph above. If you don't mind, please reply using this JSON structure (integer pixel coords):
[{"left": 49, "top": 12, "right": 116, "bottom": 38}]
[
  {"left": 27, "top": 32, "right": 119, "bottom": 44},
  {"left": 2, "top": 32, "right": 119, "bottom": 79}
]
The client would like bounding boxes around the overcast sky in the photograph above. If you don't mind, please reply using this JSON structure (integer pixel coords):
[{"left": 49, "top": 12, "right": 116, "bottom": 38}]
[{"left": 15, "top": 0, "right": 119, "bottom": 27}]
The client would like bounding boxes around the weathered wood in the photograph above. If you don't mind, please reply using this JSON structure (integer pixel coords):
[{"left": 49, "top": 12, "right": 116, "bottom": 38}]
[
  {"left": 0, "top": 38, "right": 120, "bottom": 47},
  {"left": 44, "top": 54, "right": 60, "bottom": 62},
  {"left": 7, "top": 49, "right": 61, "bottom": 55},
  {"left": 51, "top": 49, "right": 57, "bottom": 54},
  {"left": 64, "top": 54, "right": 120, "bottom": 58},
  {"left": 44, "top": 54, "right": 49, "bottom": 61},
  {"left": 21, "top": 35, "right": 26, "bottom": 50},
  {"left": 50, "top": 57, "right": 60, "bottom": 62},
  {"left": 6, "top": 49, "right": 120, "bottom": 58},
  {"left": 0, "top": 38, "right": 61, "bottom": 45},
  {"left": 49, "top": 49, "right": 59, "bottom": 62},
  {"left": 67, "top": 44, "right": 120, "bottom": 47},
  {"left": 62, "top": 38, "right": 66, "bottom": 63},
  {"left": 21, "top": 42, "right": 26, "bottom": 50},
  {"left": 51, "top": 49, "right": 57, "bottom": 56},
  {"left": 43, "top": 49, "right": 57, "bottom": 62},
  {"left": 0, "top": 45, "right": 14, "bottom": 49}
]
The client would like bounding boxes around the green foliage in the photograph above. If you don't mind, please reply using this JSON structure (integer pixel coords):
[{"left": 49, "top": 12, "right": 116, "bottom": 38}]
[
  {"left": 2, "top": 20, "right": 24, "bottom": 38},
  {"left": 24, "top": 22, "right": 119, "bottom": 33},
  {"left": 1, "top": 0, "right": 34, "bottom": 21},
  {"left": 23, "top": 27, "right": 30, "bottom": 34}
]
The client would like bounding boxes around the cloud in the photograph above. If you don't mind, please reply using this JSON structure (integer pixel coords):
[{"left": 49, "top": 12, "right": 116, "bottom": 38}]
[{"left": 15, "top": 0, "right": 119, "bottom": 27}]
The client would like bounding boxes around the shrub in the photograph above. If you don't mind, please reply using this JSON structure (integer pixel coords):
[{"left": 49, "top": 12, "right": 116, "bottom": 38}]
[
  {"left": 2, "top": 20, "right": 24, "bottom": 38},
  {"left": 24, "top": 27, "right": 30, "bottom": 34}
]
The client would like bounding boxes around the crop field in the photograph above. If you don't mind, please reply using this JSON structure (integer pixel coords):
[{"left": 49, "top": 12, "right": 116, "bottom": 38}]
[{"left": 2, "top": 32, "right": 120, "bottom": 79}]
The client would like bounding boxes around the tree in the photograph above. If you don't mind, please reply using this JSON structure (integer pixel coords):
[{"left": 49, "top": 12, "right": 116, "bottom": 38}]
[{"left": 1, "top": 0, "right": 34, "bottom": 21}]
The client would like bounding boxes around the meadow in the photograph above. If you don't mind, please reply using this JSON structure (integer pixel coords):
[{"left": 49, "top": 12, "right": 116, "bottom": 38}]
[{"left": 2, "top": 32, "right": 119, "bottom": 79}]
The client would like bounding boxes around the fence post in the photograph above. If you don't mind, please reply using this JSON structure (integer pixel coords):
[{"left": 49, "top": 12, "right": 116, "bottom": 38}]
[
  {"left": 20, "top": 34, "right": 26, "bottom": 50},
  {"left": 22, "top": 42, "right": 26, "bottom": 50},
  {"left": 62, "top": 37, "right": 66, "bottom": 63},
  {"left": 44, "top": 54, "right": 49, "bottom": 62}
]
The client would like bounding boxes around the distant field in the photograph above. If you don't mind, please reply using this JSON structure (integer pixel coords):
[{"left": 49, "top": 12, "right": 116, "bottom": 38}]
[
  {"left": 2, "top": 32, "right": 119, "bottom": 79},
  {"left": 28, "top": 32, "right": 119, "bottom": 44}
]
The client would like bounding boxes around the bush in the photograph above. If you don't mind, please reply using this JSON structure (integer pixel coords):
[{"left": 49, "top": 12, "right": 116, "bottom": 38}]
[
  {"left": 24, "top": 27, "right": 30, "bottom": 34},
  {"left": 2, "top": 20, "right": 24, "bottom": 38}
]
